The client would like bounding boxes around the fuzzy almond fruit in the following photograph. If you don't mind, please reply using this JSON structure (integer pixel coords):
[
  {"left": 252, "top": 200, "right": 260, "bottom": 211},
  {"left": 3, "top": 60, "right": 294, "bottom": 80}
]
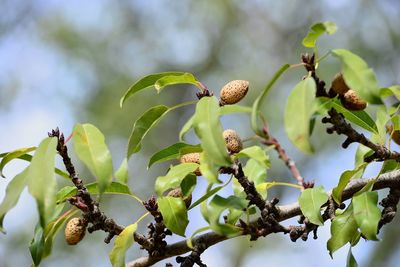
[
  {"left": 223, "top": 129, "right": 243, "bottom": 153},
  {"left": 220, "top": 80, "right": 249, "bottom": 105},
  {"left": 180, "top": 152, "right": 201, "bottom": 176},
  {"left": 65, "top": 217, "right": 86, "bottom": 245},
  {"left": 167, "top": 187, "right": 192, "bottom": 208},
  {"left": 340, "top": 90, "right": 367, "bottom": 111},
  {"left": 331, "top": 72, "right": 350, "bottom": 95}
]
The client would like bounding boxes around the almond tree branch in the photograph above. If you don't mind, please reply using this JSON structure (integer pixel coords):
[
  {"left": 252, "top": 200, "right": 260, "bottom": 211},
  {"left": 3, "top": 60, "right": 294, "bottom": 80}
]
[{"left": 127, "top": 169, "right": 400, "bottom": 267}]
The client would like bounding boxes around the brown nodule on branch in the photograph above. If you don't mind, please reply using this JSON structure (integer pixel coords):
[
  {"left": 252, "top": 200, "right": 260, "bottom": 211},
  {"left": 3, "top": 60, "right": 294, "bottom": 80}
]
[{"left": 321, "top": 109, "right": 400, "bottom": 162}]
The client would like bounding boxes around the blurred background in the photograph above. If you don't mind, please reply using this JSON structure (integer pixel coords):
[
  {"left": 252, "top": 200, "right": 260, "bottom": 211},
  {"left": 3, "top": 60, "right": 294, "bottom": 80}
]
[{"left": 1, "top": 0, "right": 400, "bottom": 266}]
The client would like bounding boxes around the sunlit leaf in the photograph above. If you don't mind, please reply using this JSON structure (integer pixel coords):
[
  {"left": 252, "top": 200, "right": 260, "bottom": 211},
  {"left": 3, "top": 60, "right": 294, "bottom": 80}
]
[
  {"left": 352, "top": 191, "right": 380, "bottom": 240},
  {"left": 73, "top": 124, "right": 113, "bottom": 195},
  {"left": 220, "top": 105, "right": 252, "bottom": 115},
  {"left": 193, "top": 97, "right": 232, "bottom": 167},
  {"left": 56, "top": 182, "right": 133, "bottom": 204},
  {"left": 380, "top": 85, "right": 400, "bottom": 100},
  {"left": 155, "top": 163, "right": 198, "bottom": 196},
  {"left": 186, "top": 226, "right": 210, "bottom": 249},
  {"left": 332, "top": 49, "right": 382, "bottom": 104},
  {"left": 27, "top": 137, "right": 58, "bottom": 228},
  {"left": 302, "top": 21, "right": 337, "bottom": 48},
  {"left": 284, "top": 77, "right": 316, "bottom": 154},
  {"left": 120, "top": 72, "right": 188, "bottom": 107},
  {"left": 299, "top": 186, "right": 329, "bottom": 225},
  {"left": 199, "top": 151, "right": 221, "bottom": 184},
  {"left": 327, "top": 204, "right": 359, "bottom": 256},
  {"left": 109, "top": 223, "right": 138, "bottom": 267},
  {"left": 332, "top": 163, "right": 368, "bottom": 204},
  {"left": 154, "top": 72, "right": 199, "bottom": 93},
  {"left": 127, "top": 105, "right": 169, "bottom": 158},
  {"left": 158, "top": 196, "right": 188, "bottom": 236},
  {"left": 0, "top": 168, "right": 29, "bottom": 233},
  {"left": 115, "top": 158, "right": 128, "bottom": 184},
  {"left": 189, "top": 184, "right": 226, "bottom": 210},
  {"left": 235, "top": 146, "right": 270, "bottom": 168},
  {"left": 179, "top": 114, "right": 195, "bottom": 141},
  {"left": 0, "top": 147, "right": 36, "bottom": 178},
  {"left": 251, "top": 64, "right": 291, "bottom": 135}
]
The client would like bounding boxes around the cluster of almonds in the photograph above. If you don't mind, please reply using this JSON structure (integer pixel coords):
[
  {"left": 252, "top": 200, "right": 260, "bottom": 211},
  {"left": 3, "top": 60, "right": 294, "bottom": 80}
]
[
  {"left": 331, "top": 73, "right": 367, "bottom": 111},
  {"left": 64, "top": 217, "right": 87, "bottom": 245}
]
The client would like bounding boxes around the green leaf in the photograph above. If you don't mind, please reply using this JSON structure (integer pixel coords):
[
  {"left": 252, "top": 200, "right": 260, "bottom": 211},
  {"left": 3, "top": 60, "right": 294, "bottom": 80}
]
[
  {"left": 347, "top": 248, "right": 359, "bottom": 267},
  {"left": 220, "top": 105, "right": 252, "bottom": 115},
  {"left": 29, "top": 224, "right": 45, "bottom": 266},
  {"left": 155, "top": 163, "right": 199, "bottom": 196},
  {"left": 235, "top": 146, "right": 270, "bottom": 168},
  {"left": 115, "top": 158, "right": 128, "bottom": 184},
  {"left": 251, "top": 64, "right": 291, "bottom": 135},
  {"left": 244, "top": 159, "right": 267, "bottom": 198},
  {"left": 189, "top": 184, "right": 226, "bottom": 210},
  {"left": 317, "top": 98, "right": 378, "bottom": 134},
  {"left": 332, "top": 163, "right": 368, "bottom": 204},
  {"left": 179, "top": 114, "right": 195, "bottom": 141},
  {"left": 302, "top": 21, "right": 337, "bottom": 48},
  {"left": 284, "top": 77, "right": 316, "bottom": 154},
  {"left": 109, "top": 223, "right": 138, "bottom": 267},
  {"left": 332, "top": 49, "right": 382, "bottom": 104},
  {"left": 56, "top": 182, "right": 133, "bottom": 204},
  {"left": 148, "top": 143, "right": 201, "bottom": 169},
  {"left": 380, "top": 85, "right": 400, "bottom": 100},
  {"left": 158, "top": 196, "right": 189, "bottom": 236},
  {"left": 193, "top": 97, "right": 232, "bottom": 166},
  {"left": 127, "top": 105, "right": 169, "bottom": 158},
  {"left": 0, "top": 147, "right": 36, "bottom": 178},
  {"left": 0, "top": 168, "right": 29, "bottom": 233},
  {"left": 381, "top": 159, "right": 400, "bottom": 174},
  {"left": 120, "top": 72, "right": 188, "bottom": 107},
  {"left": 205, "top": 195, "right": 247, "bottom": 236},
  {"left": 327, "top": 204, "right": 359, "bottom": 256},
  {"left": 199, "top": 151, "right": 221, "bottom": 184},
  {"left": 73, "top": 124, "right": 113, "bottom": 196},
  {"left": 27, "top": 137, "right": 58, "bottom": 228},
  {"left": 372, "top": 106, "right": 391, "bottom": 145},
  {"left": 299, "top": 186, "right": 329, "bottom": 225},
  {"left": 187, "top": 226, "right": 210, "bottom": 249},
  {"left": 154, "top": 72, "right": 199, "bottom": 93},
  {"left": 352, "top": 191, "right": 380, "bottom": 240}
]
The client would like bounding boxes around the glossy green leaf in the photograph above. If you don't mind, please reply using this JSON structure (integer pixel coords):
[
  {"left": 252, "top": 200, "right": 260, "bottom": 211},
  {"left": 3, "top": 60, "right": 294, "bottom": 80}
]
[
  {"left": 29, "top": 224, "right": 45, "bottom": 266},
  {"left": 284, "top": 77, "right": 316, "bottom": 154},
  {"left": 27, "top": 137, "right": 58, "bottom": 228},
  {"left": 120, "top": 72, "right": 187, "bottom": 107},
  {"left": 0, "top": 168, "right": 29, "bottom": 233},
  {"left": 332, "top": 163, "right": 368, "bottom": 204},
  {"left": 56, "top": 182, "right": 133, "bottom": 204},
  {"left": 127, "top": 105, "right": 169, "bottom": 158},
  {"left": 205, "top": 195, "right": 247, "bottom": 236},
  {"left": 302, "top": 21, "right": 337, "bottom": 48},
  {"left": 299, "top": 186, "right": 329, "bottom": 225},
  {"left": 381, "top": 159, "right": 400, "bottom": 174},
  {"left": 235, "top": 146, "right": 270, "bottom": 168},
  {"left": 352, "top": 191, "right": 380, "bottom": 240},
  {"left": 317, "top": 98, "right": 378, "bottom": 134},
  {"left": 347, "top": 248, "right": 359, "bottom": 267},
  {"left": 327, "top": 204, "right": 359, "bottom": 256},
  {"left": 179, "top": 114, "right": 195, "bottom": 141},
  {"left": 193, "top": 97, "right": 232, "bottom": 166},
  {"left": 109, "top": 223, "right": 138, "bottom": 267},
  {"left": 73, "top": 124, "right": 113, "bottom": 195},
  {"left": 0, "top": 147, "right": 36, "bottom": 178},
  {"left": 220, "top": 105, "right": 252, "bottom": 115},
  {"left": 115, "top": 158, "right": 128, "bottom": 184},
  {"left": 155, "top": 163, "right": 198, "bottom": 196},
  {"left": 332, "top": 49, "right": 382, "bottom": 104},
  {"left": 148, "top": 143, "right": 201, "bottom": 169},
  {"left": 251, "top": 64, "right": 291, "bottom": 135},
  {"left": 181, "top": 175, "right": 197, "bottom": 197},
  {"left": 158, "top": 196, "right": 188, "bottom": 236},
  {"left": 154, "top": 72, "right": 199, "bottom": 93}
]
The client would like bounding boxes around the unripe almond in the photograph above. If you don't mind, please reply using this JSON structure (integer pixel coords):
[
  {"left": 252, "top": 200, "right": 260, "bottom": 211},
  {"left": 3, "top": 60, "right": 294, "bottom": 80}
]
[
  {"left": 167, "top": 188, "right": 192, "bottom": 208},
  {"left": 220, "top": 80, "right": 249, "bottom": 105},
  {"left": 223, "top": 129, "right": 243, "bottom": 153},
  {"left": 180, "top": 152, "right": 201, "bottom": 176},
  {"left": 65, "top": 217, "right": 86, "bottom": 245},
  {"left": 340, "top": 90, "right": 367, "bottom": 111},
  {"left": 331, "top": 72, "right": 350, "bottom": 95}
]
